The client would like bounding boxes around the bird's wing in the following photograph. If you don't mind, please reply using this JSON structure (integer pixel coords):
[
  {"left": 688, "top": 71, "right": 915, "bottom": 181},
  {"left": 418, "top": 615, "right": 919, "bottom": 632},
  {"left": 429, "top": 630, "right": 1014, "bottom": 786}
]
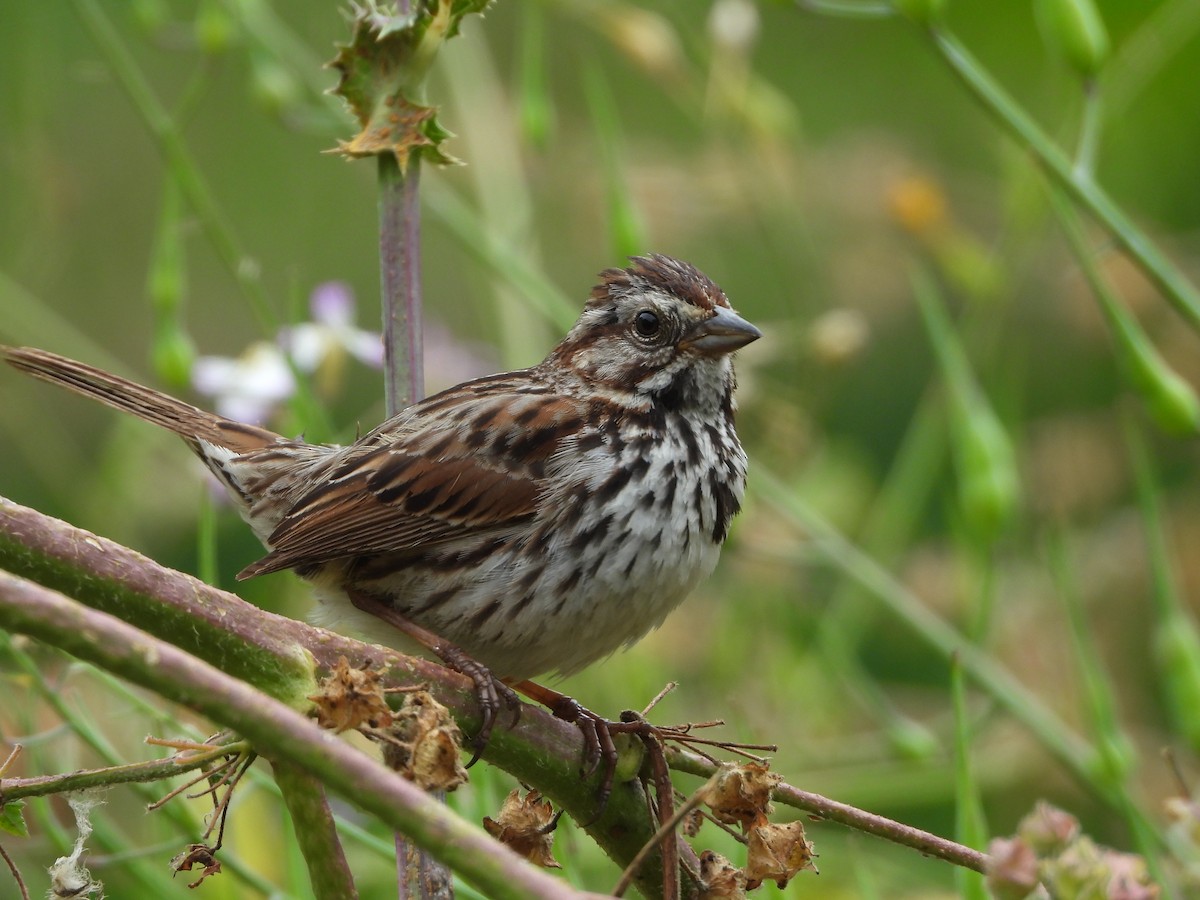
[{"left": 237, "top": 387, "right": 587, "bottom": 579}]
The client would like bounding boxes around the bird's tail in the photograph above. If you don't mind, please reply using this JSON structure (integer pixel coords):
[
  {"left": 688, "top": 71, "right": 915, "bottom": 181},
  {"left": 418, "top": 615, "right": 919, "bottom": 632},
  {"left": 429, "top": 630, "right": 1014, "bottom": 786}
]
[{"left": 3, "top": 346, "right": 280, "bottom": 454}]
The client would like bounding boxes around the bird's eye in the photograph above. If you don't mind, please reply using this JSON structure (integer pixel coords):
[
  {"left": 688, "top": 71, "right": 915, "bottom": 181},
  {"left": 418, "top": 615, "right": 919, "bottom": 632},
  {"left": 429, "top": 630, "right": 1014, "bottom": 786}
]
[{"left": 634, "top": 310, "right": 661, "bottom": 338}]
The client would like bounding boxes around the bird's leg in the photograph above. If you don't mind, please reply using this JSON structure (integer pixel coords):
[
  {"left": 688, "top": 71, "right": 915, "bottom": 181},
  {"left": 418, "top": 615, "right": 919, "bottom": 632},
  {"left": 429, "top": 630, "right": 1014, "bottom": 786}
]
[
  {"left": 347, "top": 591, "right": 521, "bottom": 766},
  {"left": 510, "top": 679, "right": 661, "bottom": 824}
]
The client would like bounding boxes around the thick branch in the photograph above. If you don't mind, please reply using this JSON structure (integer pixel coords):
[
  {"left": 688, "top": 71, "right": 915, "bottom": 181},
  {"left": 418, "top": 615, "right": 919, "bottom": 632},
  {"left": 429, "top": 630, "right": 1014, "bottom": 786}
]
[
  {"left": 272, "top": 760, "right": 360, "bottom": 900},
  {"left": 0, "top": 497, "right": 672, "bottom": 895},
  {"left": 0, "top": 572, "right": 611, "bottom": 900}
]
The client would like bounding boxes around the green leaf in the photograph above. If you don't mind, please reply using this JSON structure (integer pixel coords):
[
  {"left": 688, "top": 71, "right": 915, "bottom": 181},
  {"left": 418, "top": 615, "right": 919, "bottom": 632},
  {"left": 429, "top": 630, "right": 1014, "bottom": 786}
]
[
  {"left": 0, "top": 800, "right": 28, "bottom": 838},
  {"left": 327, "top": 0, "right": 490, "bottom": 169}
]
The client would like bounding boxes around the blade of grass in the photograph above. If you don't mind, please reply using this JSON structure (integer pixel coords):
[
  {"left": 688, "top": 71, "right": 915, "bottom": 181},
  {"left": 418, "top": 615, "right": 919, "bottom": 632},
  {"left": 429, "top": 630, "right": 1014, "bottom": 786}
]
[{"left": 950, "top": 655, "right": 988, "bottom": 900}]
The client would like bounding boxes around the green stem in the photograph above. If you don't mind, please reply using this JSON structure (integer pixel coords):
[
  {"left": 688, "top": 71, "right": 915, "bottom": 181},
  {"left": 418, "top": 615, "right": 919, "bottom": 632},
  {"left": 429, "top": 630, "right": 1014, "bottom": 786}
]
[
  {"left": 796, "top": 0, "right": 894, "bottom": 18},
  {"left": 749, "top": 469, "right": 1104, "bottom": 800},
  {"left": 0, "top": 741, "right": 245, "bottom": 802},
  {"left": 1073, "top": 80, "right": 1103, "bottom": 177},
  {"left": 273, "top": 761, "right": 360, "bottom": 900},
  {"left": 928, "top": 28, "right": 1200, "bottom": 331}
]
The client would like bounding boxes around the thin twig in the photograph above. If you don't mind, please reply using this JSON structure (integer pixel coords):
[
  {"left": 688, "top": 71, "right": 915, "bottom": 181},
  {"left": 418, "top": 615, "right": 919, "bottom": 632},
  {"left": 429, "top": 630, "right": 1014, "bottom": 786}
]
[
  {"left": 202, "top": 752, "right": 256, "bottom": 846},
  {"left": 640, "top": 682, "right": 678, "bottom": 717},
  {"left": 146, "top": 735, "right": 237, "bottom": 754},
  {"left": 613, "top": 773, "right": 717, "bottom": 898},
  {"left": 2, "top": 747, "right": 240, "bottom": 804},
  {"left": 147, "top": 758, "right": 238, "bottom": 810},
  {"left": 0, "top": 746, "right": 21, "bottom": 778},
  {"left": 0, "top": 841, "right": 30, "bottom": 900},
  {"left": 667, "top": 746, "right": 989, "bottom": 874},
  {"left": 186, "top": 759, "right": 243, "bottom": 801}
]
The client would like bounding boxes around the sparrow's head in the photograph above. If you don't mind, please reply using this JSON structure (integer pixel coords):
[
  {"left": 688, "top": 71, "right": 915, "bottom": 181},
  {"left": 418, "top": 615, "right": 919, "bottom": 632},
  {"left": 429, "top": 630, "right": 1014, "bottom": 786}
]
[{"left": 548, "top": 254, "right": 760, "bottom": 415}]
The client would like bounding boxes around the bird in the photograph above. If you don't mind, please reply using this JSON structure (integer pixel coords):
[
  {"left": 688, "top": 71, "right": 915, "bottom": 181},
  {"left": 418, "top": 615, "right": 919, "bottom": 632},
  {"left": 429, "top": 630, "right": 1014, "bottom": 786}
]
[{"left": 3, "top": 253, "right": 760, "bottom": 764}]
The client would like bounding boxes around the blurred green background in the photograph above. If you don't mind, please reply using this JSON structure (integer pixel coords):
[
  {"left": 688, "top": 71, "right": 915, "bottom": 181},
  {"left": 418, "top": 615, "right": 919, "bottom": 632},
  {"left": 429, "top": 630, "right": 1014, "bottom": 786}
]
[{"left": 3, "top": 0, "right": 1200, "bottom": 897}]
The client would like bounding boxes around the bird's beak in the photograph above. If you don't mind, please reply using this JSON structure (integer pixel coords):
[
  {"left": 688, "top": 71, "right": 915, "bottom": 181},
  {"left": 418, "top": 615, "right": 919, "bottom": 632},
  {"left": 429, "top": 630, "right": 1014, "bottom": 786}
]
[{"left": 682, "top": 306, "right": 762, "bottom": 355}]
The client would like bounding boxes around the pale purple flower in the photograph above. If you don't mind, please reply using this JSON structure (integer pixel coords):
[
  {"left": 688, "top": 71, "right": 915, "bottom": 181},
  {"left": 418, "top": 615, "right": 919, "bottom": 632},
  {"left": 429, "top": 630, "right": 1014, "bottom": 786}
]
[
  {"left": 191, "top": 282, "right": 498, "bottom": 424},
  {"left": 280, "top": 281, "right": 383, "bottom": 372},
  {"left": 192, "top": 341, "right": 295, "bottom": 424}
]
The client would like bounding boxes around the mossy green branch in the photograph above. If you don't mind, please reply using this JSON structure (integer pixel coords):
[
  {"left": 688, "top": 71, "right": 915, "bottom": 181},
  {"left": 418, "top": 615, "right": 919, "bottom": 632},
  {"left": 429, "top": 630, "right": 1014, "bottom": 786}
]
[
  {"left": 0, "top": 496, "right": 316, "bottom": 707},
  {"left": 0, "top": 497, "right": 677, "bottom": 896},
  {"left": 0, "top": 571, "right": 609, "bottom": 900}
]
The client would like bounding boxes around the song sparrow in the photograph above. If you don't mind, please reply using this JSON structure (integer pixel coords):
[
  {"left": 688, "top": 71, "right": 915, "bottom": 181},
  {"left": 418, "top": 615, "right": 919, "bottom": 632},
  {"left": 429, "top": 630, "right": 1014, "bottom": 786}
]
[{"left": 4, "top": 254, "right": 759, "bottom": 732}]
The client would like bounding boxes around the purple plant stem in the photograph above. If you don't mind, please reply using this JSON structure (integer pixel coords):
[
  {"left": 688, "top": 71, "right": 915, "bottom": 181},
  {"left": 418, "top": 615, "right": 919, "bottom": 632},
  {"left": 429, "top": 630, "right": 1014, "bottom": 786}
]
[
  {"left": 379, "top": 145, "right": 436, "bottom": 897},
  {"left": 379, "top": 153, "right": 424, "bottom": 415}
]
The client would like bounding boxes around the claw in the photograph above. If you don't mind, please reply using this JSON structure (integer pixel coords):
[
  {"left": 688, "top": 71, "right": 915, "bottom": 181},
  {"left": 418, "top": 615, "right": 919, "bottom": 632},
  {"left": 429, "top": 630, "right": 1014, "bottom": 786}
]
[
  {"left": 439, "top": 645, "right": 521, "bottom": 766},
  {"left": 538, "top": 693, "right": 624, "bottom": 825}
]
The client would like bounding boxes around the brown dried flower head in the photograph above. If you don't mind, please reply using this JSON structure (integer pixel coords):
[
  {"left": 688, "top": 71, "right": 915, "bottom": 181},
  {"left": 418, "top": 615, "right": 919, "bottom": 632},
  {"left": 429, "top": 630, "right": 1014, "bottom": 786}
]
[
  {"left": 697, "top": 849, "right": 747, "bottom": 900},
  {"left": 744, "top": 819, "right": 817, "bottom": 889},
  {"left": 482, "top": 789, "right": 561, "bottom": 869},
  {"left": 170, "top": 843, "right": 222, "bottom": 889},
  {"left": 308, "top": 656, "right": 394, "bottom": 732},
  {"left": 377, "top": 690, "right": 468, "bottom": 792},
  {"left": 698, "top": 761, "right": 780, "bottom": 828}
]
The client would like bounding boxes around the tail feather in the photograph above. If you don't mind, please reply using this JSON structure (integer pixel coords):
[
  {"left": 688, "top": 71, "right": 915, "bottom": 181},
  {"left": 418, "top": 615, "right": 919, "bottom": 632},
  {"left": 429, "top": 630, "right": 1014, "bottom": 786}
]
[{"left": 3, "top": 346, "right": 281, "bottom": 454}]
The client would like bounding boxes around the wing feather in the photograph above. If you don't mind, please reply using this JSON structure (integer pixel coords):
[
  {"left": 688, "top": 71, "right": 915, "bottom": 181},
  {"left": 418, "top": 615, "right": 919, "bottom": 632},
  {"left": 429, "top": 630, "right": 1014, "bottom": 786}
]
[{"left": 237, "top": 390, "right": 583, "bottom": 579}]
